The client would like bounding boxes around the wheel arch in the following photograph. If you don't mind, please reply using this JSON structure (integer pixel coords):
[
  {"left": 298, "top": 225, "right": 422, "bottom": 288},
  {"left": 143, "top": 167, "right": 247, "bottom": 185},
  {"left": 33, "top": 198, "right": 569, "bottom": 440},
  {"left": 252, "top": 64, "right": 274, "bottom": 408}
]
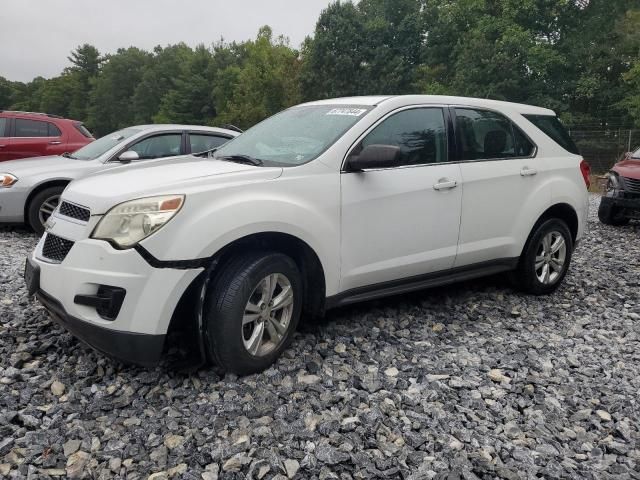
[
  {"left": 166, "top": 231, "right": 328, "bottom": 360},
  {"left": 23, "top": 179, "right": 71, "bottom": 221},
  {"left": 520, "top": 202, "right": 579, "bottom": 259}
]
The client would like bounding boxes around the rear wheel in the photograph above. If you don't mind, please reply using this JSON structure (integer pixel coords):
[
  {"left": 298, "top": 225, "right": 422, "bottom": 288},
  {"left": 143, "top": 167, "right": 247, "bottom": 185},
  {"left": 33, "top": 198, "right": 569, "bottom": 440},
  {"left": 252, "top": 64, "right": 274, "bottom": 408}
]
[
  {"left": 204, "top": 252, "right": 302, "bottom": 375},
  {"left": 27, "top": 186, "right": 65, "bottom": 236},
  {"left": 513, "top": 218, "right": 573, "bottom": 295},
  {"left": 598, "top": 199, "right": 630, "bottom": 226}
]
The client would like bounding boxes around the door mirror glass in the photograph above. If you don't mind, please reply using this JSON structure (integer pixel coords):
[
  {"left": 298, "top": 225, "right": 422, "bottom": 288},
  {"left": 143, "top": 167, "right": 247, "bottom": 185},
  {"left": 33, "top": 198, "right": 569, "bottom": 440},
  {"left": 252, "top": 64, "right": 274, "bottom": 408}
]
[
  {"left": 118, "top": 151, "right": 140, "bottom": 163},
  {"left": 346, "top": 144, "right": 402, "bottom": 171}
]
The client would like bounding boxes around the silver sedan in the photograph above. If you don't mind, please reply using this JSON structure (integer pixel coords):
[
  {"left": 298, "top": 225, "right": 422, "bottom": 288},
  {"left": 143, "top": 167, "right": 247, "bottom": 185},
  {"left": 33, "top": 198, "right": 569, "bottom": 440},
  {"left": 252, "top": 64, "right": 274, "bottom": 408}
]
[{"left": 0, "top": 124, "right": 239, "bottom": 234}]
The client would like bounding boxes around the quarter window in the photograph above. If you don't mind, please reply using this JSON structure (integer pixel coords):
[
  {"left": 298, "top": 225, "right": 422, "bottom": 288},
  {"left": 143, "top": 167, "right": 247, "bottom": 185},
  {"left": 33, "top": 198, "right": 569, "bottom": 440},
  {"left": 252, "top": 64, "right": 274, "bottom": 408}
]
[
  {"left": 455, "top": 108, "right": 533, "bottom": 160},
  {"left": 189, "top": 134, "right": 229, "bottom": 154},
  {"left": 359, "top": 108, "right": 448, "bottom": 166},
  {"left": 128, "top": 134, "right": 182, "bottom": 160},
  {"left": 15, "top": 119, "right": 51, "bottom": 137}
]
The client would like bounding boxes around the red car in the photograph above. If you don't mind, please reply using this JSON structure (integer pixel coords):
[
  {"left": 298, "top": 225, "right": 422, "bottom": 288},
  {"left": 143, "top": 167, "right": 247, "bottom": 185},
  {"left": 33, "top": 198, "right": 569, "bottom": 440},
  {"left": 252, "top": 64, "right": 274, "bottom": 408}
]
[
  {"left": 0, "top": 111, "right": 94, "bottom": 162},
  {"left": 598, "top": 146, "right": 640, "bottom": 225}
]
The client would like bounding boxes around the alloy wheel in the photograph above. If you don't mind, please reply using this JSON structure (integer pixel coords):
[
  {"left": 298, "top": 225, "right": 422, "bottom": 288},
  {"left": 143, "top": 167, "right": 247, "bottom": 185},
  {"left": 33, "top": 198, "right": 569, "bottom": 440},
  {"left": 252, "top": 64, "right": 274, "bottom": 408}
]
[
  {"left": 534, "top": 231, "right": 567, "bottom": 285},
  {"left": 242, "top": 273, "right": 294, "bottom": 357},
  {"left": 38, "top": 194, "right": 61, "bottom": 227}
]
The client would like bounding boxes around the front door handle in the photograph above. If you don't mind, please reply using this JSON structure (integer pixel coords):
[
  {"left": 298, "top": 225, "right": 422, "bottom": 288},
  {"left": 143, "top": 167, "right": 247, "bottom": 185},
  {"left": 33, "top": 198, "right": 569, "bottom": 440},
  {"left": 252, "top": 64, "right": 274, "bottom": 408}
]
[
  {"left": 49, "top": 141, "right": 62, "bottom": 145},
  {"left": 520, "top": 167, "right": 538, "bottom": 177},
  {"left": 433, "top": 179, "right": 458, "bottom": 191},
  {"left": 0, "top": 145, "right": 5, "bottom": 148}
]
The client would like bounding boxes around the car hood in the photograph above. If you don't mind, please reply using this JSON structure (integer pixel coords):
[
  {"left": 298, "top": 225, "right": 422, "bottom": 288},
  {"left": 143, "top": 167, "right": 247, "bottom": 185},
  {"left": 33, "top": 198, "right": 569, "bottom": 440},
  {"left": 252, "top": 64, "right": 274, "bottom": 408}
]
[
  {"left": 62, "top": 155, "right": 283, "bottom": 214},
  {"left": 613, "top": 158, "right": 640, "bottom": 181},
  {"left": 0, "top": 156, "right": 93, "bottom": 177}
]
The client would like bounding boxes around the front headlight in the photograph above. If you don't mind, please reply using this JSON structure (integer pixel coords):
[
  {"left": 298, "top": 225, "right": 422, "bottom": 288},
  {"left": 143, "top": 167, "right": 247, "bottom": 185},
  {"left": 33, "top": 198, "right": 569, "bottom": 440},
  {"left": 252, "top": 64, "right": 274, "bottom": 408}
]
[
  {"left": 92, "top": 195, "right": 184, "bottom": 248},
  {"left": 0, "top": 174, "right": 18, "bottom": 188},
  {"left": 606, "top": 173, "right": 622, "bottom": 192}
]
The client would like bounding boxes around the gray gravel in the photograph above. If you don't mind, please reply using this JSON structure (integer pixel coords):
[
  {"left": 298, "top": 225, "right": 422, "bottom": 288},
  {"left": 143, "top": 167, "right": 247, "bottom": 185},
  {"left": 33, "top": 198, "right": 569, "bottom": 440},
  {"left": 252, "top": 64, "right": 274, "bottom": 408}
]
[{"left": 1, "top": 194, "right": 639, "bottom": 479}]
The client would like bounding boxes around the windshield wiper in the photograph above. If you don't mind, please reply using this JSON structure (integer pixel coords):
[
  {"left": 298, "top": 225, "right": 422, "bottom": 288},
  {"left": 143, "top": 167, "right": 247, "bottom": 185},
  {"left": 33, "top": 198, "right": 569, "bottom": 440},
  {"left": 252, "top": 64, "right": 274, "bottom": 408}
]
[
  {"left": 193, "top": 147, "right": 219, "bottom": 158},
  {"left": 61, "top": 152, "right": 77, "bottom": 159},
  {"left": 217, "top": 154, "right": 264, "bottom": 166}
]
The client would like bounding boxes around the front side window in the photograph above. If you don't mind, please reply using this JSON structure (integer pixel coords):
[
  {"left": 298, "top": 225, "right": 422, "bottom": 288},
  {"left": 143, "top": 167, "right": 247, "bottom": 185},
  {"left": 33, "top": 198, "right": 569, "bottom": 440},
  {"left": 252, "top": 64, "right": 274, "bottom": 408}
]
[
  {"left": 0, "top": 118, "right": 7, "bottom": 137},
  {"left": 358, "top": 108, "right": 448, "bottom": 166},
  {"left": 128, "top": 134, "right": 182, "bottom": 160},
  {"left": 214, "top": 105, "right": 373, "bottom": 166},
  {"left": 15, "top": 119, "right": 49, "bottom": 137},
  {"left": 456, "top": 108, "right": 534, "bottom": 160},
  {"left": 189, "top": 134, "right": 229, "bottom": 154}
]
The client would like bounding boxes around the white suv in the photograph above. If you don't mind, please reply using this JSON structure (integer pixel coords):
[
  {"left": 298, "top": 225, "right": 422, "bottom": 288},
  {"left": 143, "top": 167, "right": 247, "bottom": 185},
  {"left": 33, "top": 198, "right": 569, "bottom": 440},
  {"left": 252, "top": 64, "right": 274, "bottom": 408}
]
[{"left": 25, "top": 96, "right": 590, "bottom": 374}]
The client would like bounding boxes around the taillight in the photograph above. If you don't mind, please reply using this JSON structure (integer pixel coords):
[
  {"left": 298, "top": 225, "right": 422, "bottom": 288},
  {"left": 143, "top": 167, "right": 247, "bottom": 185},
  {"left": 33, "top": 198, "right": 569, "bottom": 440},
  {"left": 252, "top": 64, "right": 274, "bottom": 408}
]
[{"left": 579, "top": 159, "right": 591, "bottom": 189}]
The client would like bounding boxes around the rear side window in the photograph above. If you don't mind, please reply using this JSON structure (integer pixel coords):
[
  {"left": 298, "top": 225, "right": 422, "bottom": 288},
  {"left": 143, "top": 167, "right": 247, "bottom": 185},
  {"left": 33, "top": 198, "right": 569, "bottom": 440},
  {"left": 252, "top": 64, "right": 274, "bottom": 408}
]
[
  {"left": 0, "top": 118, "right": 7, "bottom": 137},
  {"left": 74, "top": 123, "right": 94, "bottom": 138},
  {"left": 455, "top": 108, "right": 534, "bottom": 160},
  {"left": 15, "top": 118, "right": 50, "bottom": 137},
  {"left": 523, "top": 114, "right": 579, "bottom": 155},
  {"left": 189, "top": 134, "right": 229, "bottom": 154},
  {"left": 48, "top": 123, "right": 61, "bottom": 137}
]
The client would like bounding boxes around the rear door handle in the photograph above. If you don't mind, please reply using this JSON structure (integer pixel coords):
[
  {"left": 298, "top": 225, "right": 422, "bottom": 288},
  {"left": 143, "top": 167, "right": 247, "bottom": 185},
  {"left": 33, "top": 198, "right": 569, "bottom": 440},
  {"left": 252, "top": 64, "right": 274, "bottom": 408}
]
[
  {"left": 521, "top": 167, "right": 537, "bottom": 177},
  {"left": 433, "top": 179, "right": 458, "bottom": 191},
  {"left": 49, "top": 141, "right": 62, "bottom": 145}
]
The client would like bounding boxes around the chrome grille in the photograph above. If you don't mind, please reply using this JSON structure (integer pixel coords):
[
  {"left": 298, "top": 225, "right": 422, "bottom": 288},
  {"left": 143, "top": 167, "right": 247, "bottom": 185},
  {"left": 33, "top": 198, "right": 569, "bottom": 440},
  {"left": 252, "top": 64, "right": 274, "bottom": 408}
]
[
  {"left": 623, "top": 176, "right": 640, "bottom": 194},
  {"left": 59, "top": 201, "right": 91, "bottom": 222},
  {"left": 42, "top": 234, "right": 74, "bottom": 263}
]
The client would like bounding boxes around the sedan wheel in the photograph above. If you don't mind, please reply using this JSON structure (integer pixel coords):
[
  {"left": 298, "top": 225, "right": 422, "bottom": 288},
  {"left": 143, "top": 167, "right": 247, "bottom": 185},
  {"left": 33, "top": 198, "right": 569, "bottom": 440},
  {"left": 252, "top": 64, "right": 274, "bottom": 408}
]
[{"left": 38, "top": 194, "right": 61, "bottom": 227}]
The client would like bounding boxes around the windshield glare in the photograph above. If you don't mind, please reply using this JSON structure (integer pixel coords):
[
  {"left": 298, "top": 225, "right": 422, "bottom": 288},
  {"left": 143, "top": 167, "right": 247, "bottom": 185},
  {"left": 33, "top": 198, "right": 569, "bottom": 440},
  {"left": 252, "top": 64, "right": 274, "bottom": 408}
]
[
  {"left": 214, "top": 105, "right": 372, "bottom": 166},
  {"left": 71, "top": 128, "right": 141, "bottom": 160},
  {"left": 631, "top": 147, "right": 640, "bottom": 159}
]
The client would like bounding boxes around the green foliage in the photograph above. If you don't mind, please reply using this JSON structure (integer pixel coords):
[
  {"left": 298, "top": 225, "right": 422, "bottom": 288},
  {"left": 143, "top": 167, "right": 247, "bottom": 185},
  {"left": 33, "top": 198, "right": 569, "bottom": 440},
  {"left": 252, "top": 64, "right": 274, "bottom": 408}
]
[{"left": 1, "top": 2, "right": 639, "bottom": 135}]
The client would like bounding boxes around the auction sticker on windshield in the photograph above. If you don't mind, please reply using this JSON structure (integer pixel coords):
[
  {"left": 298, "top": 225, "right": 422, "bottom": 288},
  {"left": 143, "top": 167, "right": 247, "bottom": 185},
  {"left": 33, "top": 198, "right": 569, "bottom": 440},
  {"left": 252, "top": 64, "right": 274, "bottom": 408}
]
[{"left": 326, "top": 108, "right": 368, "bottom": 116}]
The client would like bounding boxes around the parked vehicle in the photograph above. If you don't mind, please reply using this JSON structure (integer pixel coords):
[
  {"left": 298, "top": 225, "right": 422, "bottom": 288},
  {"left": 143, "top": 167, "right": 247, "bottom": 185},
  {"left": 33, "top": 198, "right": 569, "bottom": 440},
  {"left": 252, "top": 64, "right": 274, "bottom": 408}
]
[
  {"left": 0, "top": 111, "right": 93, "bottom": 162},
  {"left": 24, "top": 95, "right": 590, "bottom": 374},
  {"left": 1, "top": 125, "right": 238, "bottom": 234},
  {"left": 598, "top": 146, "right": 640, "bottom": 225}
]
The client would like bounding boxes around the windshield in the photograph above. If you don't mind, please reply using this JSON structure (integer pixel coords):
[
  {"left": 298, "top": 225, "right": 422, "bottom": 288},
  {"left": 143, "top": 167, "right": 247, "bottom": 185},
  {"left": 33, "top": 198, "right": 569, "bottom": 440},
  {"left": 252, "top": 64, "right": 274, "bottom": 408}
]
[
  {"left": 631, "top": 147, "right": 640, "bottom": 159},
  {"left": 214, "top": 105, "right": 373, "bottom": 166},
  {"left": 70, "top": 128, "right": 141, "bottom": 160}
]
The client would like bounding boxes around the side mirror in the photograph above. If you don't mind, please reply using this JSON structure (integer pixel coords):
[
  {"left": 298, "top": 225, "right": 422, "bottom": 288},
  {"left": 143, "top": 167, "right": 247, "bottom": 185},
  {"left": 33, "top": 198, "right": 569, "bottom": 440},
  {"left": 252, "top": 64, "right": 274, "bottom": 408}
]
[
  {"left": 345, "top": 144, "right": 402, "bottom": 172},
  {"left": 118, "top": 151, "right": 139, "bottom": 163}
]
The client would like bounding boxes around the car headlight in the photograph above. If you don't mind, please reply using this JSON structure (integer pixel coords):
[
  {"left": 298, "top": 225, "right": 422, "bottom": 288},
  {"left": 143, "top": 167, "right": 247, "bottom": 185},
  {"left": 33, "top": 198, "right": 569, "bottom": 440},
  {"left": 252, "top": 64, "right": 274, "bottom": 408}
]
[
  {"left": 0, "top": 174, "right": 18, "bottom": 188},
  {"left": 91, "top": 195, "right": 184, "bottom": 248},
  {"left": 606, "top": 172, "right": 622, "bottom": 192}
]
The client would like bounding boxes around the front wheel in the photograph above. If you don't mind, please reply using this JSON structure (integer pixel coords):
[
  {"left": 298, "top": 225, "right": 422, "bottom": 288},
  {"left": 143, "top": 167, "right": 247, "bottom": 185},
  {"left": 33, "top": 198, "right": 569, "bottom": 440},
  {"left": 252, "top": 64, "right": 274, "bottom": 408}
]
[
  {"left": 204, "top": 252, "right": 302, "bottom": 375},
  {"left": 27, "top": 186, "right": 65, "bottom": 236},
  {"left": 513, "top": 218, "right": 573, "bottom": 295}
]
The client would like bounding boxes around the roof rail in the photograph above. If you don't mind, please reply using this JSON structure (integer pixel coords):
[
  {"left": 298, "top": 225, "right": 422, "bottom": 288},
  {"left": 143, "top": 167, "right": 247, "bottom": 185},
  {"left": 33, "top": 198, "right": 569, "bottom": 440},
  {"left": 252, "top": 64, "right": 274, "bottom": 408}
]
[{"left": 0, "top": 110, "right": 64, "bottom": 119}]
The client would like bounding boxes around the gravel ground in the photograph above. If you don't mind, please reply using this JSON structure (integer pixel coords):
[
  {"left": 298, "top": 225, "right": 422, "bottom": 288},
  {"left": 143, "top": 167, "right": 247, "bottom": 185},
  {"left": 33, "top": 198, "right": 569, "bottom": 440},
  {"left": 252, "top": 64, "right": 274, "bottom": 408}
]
[{"left": 1, "top": 194, "right": 639, "bottom": 480}]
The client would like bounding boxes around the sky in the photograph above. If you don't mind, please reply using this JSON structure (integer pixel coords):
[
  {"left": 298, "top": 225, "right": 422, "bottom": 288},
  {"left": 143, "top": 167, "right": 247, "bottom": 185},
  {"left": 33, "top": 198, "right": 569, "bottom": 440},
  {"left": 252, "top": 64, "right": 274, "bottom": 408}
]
[{"left": 0, "top": 0, "right": 336, "bottom": 82}]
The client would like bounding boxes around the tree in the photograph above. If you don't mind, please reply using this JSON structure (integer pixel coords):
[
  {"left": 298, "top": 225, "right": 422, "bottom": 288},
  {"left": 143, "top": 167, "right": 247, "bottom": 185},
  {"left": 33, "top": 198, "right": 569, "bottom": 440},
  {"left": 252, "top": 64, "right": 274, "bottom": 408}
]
[
  {"left": 214, "top": 27, "right": 301, "bottom": 129},
  {"left": 65, "top": 44, "right": 103, "bottom": 120},
  {"left": 87, "top": 48, "right": 151, "bottom": 135},
  {"left": 154, "top": 45, "right": 217, "bottom": 125}
]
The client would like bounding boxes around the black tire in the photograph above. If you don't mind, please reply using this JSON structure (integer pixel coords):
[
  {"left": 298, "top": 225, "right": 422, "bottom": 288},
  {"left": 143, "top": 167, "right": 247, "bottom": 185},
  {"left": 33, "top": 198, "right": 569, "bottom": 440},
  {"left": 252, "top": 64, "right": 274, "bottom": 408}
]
[
  {"left": 27, "top": 186, "right": 65, "bottom": 236},
  {"left": 203, "top": 252, "right": 303, "bottom": 375},
  {"left": 513, "top": 218, "right": 573, "bottom": 295},
  {"left": 598, "top": 200, "right": 630, "bottom": 226}
]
